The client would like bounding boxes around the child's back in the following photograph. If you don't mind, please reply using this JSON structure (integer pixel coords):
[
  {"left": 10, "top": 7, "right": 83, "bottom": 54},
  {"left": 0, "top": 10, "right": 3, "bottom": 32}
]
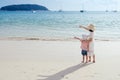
[
  {"left": 81, "top": 40, "right": 89, "bottom": 51},
  {"left": 74, "top": 34, "right": 89, "bottom": 63}
]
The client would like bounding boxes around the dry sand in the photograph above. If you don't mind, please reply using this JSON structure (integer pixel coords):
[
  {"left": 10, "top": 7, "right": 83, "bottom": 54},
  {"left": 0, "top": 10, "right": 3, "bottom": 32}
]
[{"left": 0, "top": 40, "right": 120, "bottom": 80}]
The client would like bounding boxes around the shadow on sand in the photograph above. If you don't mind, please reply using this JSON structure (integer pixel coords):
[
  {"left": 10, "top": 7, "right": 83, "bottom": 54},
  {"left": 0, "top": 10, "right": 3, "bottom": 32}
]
[{"left": 37, "top": 63, "right": 93, "bottom": 80}]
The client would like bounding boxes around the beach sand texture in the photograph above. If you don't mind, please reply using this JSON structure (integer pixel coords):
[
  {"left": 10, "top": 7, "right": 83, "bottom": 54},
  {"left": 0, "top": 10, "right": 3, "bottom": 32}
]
[{"left": 0, "top": 40, "right": 120, "bottom": 80}]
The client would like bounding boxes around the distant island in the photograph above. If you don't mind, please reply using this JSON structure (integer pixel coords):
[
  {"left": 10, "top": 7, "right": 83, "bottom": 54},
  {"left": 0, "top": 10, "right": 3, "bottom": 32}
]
[{"left": 0, "top": 4, "right": 49, "bottom": 11}]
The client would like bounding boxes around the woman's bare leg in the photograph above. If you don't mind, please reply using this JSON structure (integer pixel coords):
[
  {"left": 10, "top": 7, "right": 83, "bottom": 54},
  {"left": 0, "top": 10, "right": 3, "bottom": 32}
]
[
  {"left": 89, "top": 56, "right": 91, "bottom": 62},
  {"left": 93, "top": 54, "right": 95, "bottom": 63}
]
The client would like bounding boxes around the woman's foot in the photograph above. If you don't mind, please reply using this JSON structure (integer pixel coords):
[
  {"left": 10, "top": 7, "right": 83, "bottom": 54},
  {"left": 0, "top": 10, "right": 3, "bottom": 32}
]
[
  {"left": 89, "top": 60, "right": 91, "bottom": 62},
  {"left": 93, "top": 60, "right": 95, "bottom": 63}
]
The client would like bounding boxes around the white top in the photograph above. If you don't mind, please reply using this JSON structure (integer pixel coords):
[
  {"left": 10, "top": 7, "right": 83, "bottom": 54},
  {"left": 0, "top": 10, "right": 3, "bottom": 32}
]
[{"left": 88, "top": 32, "right": 94, "bottom": 52}]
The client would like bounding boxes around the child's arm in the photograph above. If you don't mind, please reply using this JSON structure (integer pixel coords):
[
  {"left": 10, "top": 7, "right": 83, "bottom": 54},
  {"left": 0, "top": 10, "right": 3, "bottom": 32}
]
[{"left": 74, "top": 37, "right": 82, "bottom": 41}]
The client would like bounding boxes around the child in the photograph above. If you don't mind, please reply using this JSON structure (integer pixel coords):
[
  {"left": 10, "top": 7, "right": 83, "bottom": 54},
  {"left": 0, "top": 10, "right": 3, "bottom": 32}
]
[
  {"left": 79, "top": 24, "right": 95, "bottom": 63},
  {"left": 74, "top": 35, "right": 90, "bottom": 63}
]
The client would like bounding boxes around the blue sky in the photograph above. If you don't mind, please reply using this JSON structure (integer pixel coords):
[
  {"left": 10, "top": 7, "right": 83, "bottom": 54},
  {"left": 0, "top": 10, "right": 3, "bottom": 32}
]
[{"left": 0, "top": 0, "right": 119, "bottom": 11}]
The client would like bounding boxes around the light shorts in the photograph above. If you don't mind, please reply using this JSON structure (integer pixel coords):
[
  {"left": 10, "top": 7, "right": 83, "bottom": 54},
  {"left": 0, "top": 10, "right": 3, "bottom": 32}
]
[
  {"left": 89, "top": 41, "right": 94, "bottom": 56},
  {"left": 88, "top": 50, "right": 94, "bottom": 56}
]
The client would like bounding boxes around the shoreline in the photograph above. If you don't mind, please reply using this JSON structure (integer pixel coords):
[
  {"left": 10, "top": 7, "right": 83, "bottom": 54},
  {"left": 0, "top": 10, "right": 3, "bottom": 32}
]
[{"left": 0, "top": 37, "right": 120, "bottom": 41}]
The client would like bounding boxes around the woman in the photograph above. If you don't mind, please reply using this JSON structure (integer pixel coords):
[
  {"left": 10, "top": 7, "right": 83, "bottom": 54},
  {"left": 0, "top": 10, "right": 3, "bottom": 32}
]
[{"left": 79, "top": 24, "right": 95, "bottom": 63}]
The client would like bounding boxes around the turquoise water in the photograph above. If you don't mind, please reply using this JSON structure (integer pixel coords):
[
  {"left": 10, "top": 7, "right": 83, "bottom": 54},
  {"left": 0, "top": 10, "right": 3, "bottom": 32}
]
[{"left": 0, "top": 11, "right": 120, "bottom": 40}]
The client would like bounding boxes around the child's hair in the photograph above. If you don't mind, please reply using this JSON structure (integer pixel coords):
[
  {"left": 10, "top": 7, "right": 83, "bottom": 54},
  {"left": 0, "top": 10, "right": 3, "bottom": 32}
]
[{"left": 82, "top": 34, "right": 88, "bottom": 40}]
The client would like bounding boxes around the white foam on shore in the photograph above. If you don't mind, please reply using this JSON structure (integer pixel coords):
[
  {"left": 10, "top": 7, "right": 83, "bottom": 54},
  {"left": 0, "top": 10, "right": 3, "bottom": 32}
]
[{"left": 1, "top": 37, "right": 120, "bottom": 42}]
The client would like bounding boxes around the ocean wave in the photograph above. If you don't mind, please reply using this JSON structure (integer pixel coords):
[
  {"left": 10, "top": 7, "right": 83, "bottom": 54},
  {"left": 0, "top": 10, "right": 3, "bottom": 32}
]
[{"left": 0, "top": 37, "right": 74, "bottom": 41}]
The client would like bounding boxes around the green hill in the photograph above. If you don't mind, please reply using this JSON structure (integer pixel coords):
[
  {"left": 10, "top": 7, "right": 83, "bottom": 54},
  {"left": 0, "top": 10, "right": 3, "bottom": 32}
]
[{"left": 0, "top": 4, "right": 49, "bottom": 11}]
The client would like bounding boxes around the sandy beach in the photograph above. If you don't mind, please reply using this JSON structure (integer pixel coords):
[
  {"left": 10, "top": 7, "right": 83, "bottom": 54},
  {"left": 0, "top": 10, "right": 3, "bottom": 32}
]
[{"left": 0, "top": 40, "right": 120, "bottom": 80}]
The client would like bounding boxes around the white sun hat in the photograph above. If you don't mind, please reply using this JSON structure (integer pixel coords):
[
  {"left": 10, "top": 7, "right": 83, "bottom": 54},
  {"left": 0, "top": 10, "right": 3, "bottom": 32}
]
[{"left": 87, "top": 24, "right": 96, "bottom": 31}]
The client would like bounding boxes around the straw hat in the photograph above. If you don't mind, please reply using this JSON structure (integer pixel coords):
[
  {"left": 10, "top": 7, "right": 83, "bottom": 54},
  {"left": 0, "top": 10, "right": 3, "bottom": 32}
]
[{"left": 87, "top": 24, "right": 95, "bottom": 31}]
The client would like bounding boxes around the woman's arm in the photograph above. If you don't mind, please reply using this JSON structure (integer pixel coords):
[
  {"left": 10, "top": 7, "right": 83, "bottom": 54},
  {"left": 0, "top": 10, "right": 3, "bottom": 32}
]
[{"left": 79, "top": 25, "right": 90, "bottom": 31}]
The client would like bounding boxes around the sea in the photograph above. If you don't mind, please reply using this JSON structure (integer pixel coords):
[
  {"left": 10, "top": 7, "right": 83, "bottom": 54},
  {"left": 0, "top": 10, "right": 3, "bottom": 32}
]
[{"left": 0, "top": 11, "right": 120, "bottom": 41}]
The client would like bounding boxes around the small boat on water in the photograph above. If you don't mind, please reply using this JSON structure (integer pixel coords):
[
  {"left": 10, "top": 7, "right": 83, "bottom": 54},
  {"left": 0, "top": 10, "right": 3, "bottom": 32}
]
[
  {"left": 58, "top": 9, "right": 62, "bottom": 12},
  {"left": 32, "top": 10, "right": 36, "bottom": 13},
  {"left": 80, "top": 10, "right": 84, "bottom": 13},
  {"left": 105, "top": 10, "right": 108, "bottom": 12},
  {"left": 112, "top": 10, "right": 117, "bottom": 12}
]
